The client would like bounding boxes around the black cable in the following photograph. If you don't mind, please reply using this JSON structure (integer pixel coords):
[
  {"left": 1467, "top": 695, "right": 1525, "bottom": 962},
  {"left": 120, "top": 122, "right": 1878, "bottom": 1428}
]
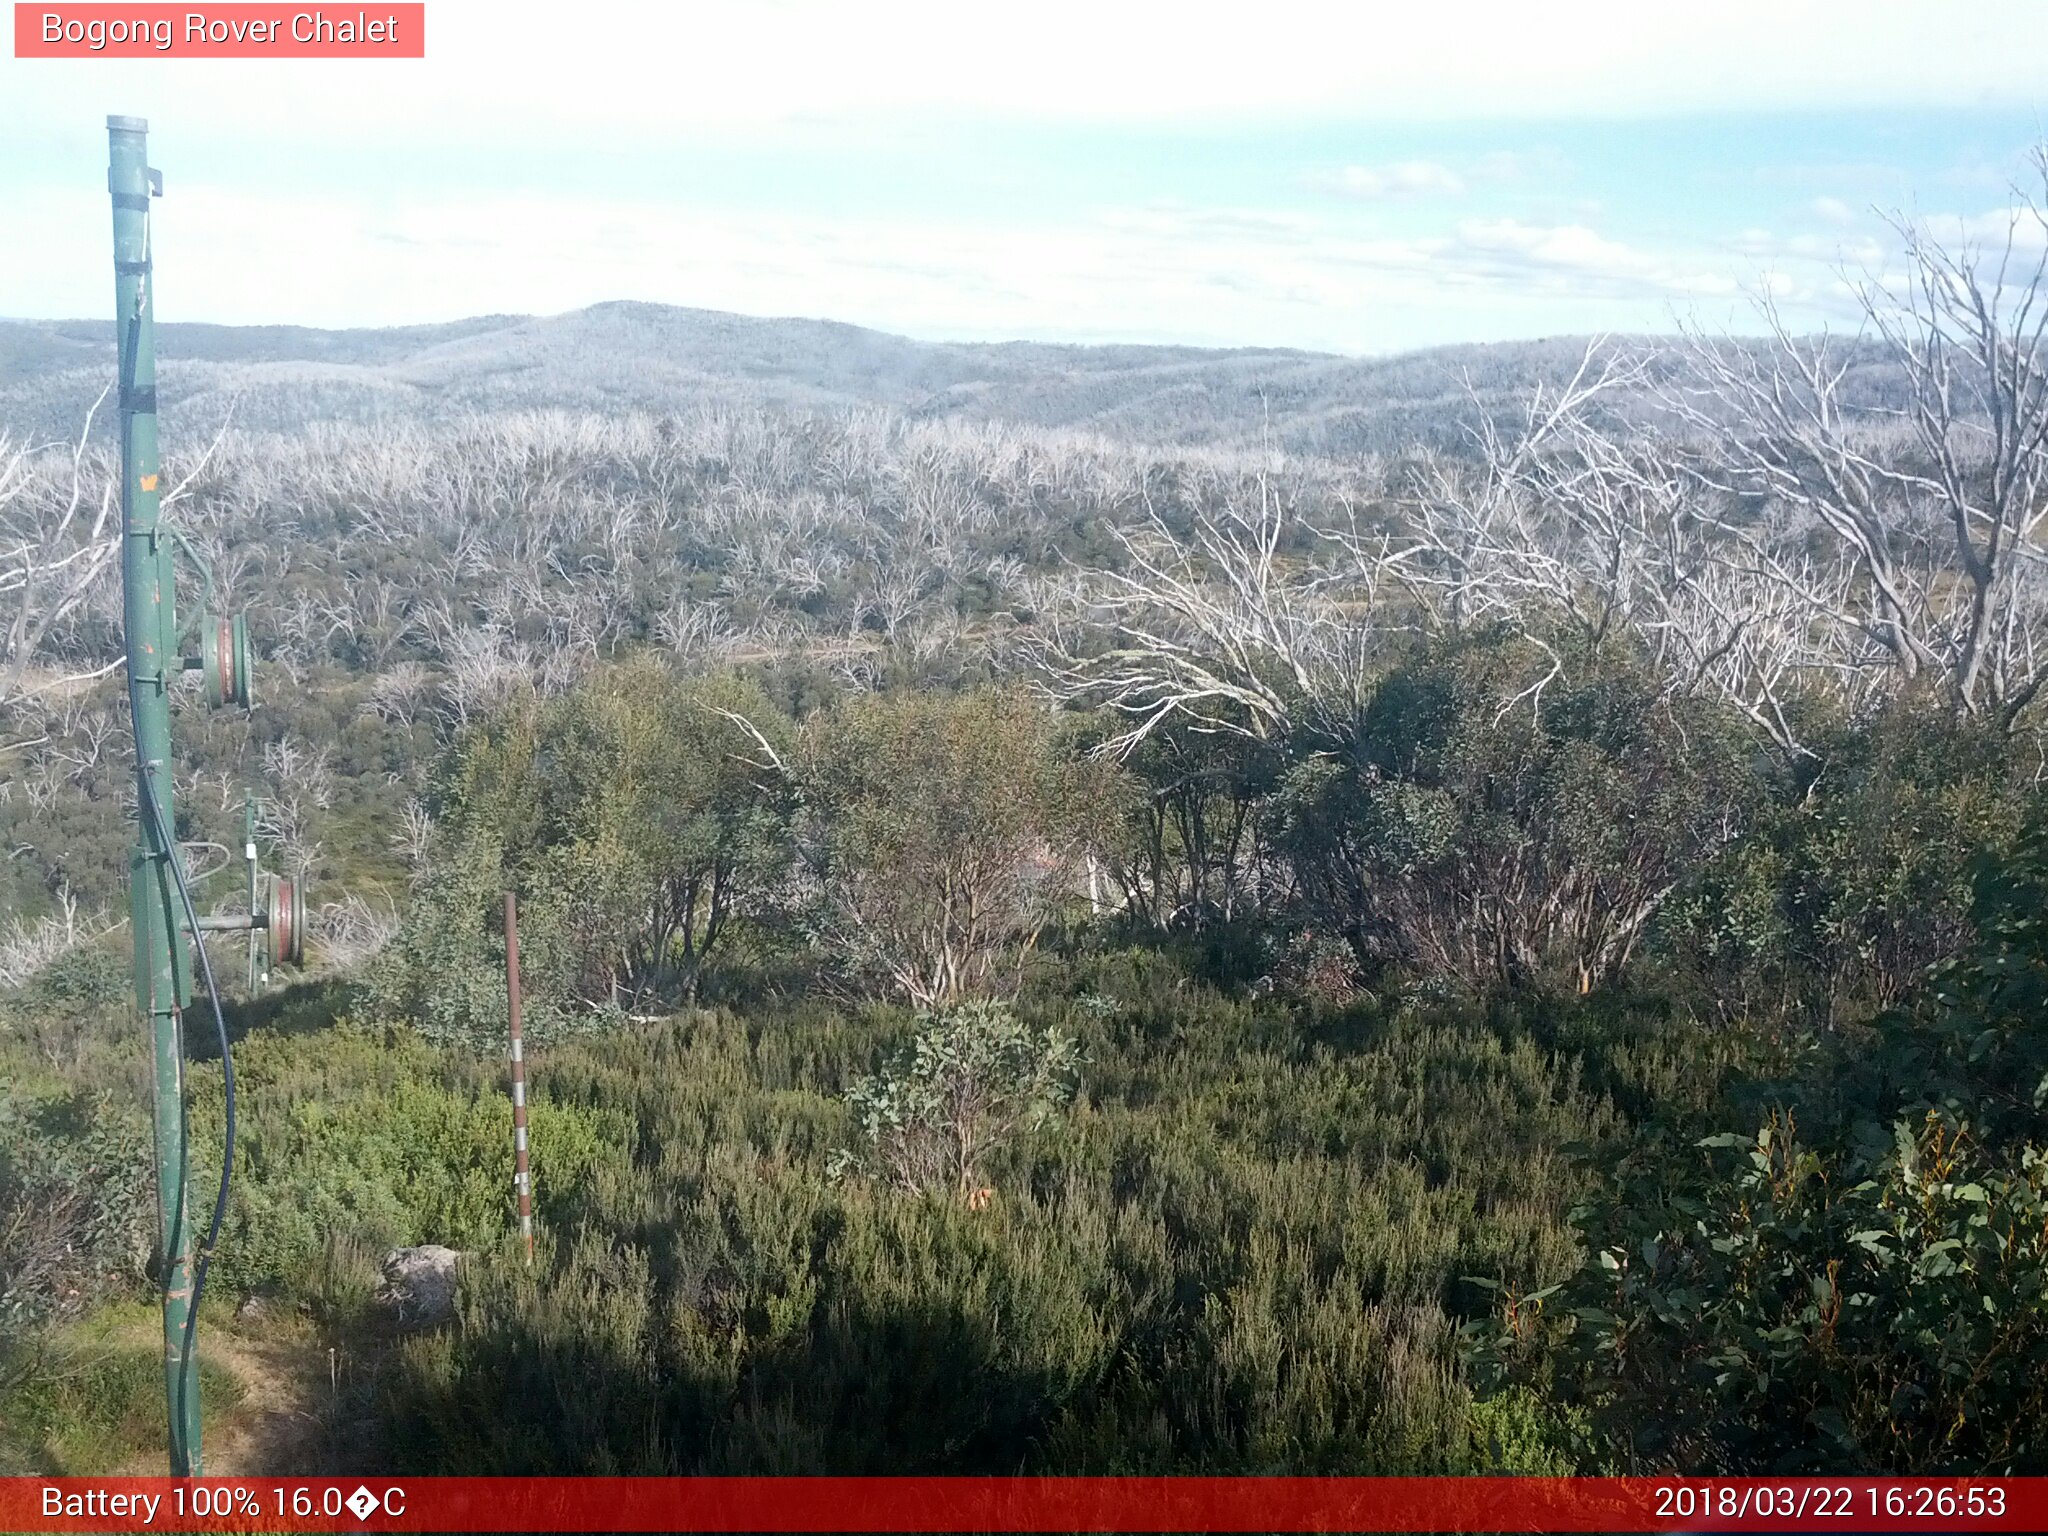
[{"left": 135, "top": 755, "right": 236, "bottom": 1441}]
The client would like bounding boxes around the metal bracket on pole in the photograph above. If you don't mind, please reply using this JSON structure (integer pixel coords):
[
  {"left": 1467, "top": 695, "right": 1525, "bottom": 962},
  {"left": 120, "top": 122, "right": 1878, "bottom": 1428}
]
[{"left": 246, "top": 794, "right": 261, "bottom": 992}]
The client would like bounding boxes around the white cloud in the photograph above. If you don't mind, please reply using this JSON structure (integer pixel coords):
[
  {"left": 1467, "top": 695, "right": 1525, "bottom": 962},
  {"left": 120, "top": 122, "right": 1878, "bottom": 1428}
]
[
  {"left": 1459, "top": 219, "right": 1642, "bottom": 271},
  {"left": 1471, "top": 151, "right": 1560, "bottom": 183},
  {"left": 1319, "top": 161, "right": 1468, "bottom": 199},
  {"left": 1813, "top": 196, "right": 1856, "bottom": 223},
  {"left": 1734, "top": 228, "right": 1890, "bottom": 267},
  {"left": 1444, "top": 218, "right": 1737, "bottom": 298},
  {"left": 1954, "top": 205, "right": 2048, "bottom": 251}
]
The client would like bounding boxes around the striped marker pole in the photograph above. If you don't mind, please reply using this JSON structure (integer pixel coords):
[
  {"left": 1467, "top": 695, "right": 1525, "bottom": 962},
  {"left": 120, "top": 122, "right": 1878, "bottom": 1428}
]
[{"left": 504, "top": 892, "right": 534, "bottom": 1266}]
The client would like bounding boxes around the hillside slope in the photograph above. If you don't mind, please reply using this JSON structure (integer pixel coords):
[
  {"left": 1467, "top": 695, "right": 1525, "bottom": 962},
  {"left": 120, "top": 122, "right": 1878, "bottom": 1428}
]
[{"left": 0, "top": 302, "right": 1618, "bottom": 454}]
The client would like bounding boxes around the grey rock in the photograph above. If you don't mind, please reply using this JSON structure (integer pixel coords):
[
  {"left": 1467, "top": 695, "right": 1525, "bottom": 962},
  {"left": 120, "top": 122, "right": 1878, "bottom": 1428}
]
[{"left": 374, "top": 1244, "right": 463, "bottom": 1328}]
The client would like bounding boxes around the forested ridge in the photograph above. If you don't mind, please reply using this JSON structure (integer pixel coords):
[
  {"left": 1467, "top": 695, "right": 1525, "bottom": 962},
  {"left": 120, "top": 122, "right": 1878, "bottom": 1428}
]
[{"left": 2, "top": 173, "right": 2046, "bottom": 1476}]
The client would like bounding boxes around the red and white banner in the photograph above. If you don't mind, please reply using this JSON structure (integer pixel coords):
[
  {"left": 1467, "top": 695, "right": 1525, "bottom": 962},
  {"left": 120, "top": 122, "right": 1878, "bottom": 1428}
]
[
  {"left": 6, "top": 1476, "right": 2045, "bottom": 1532},
  {"left": 13, "top": 4, "right": 425, "bottom": 57}
]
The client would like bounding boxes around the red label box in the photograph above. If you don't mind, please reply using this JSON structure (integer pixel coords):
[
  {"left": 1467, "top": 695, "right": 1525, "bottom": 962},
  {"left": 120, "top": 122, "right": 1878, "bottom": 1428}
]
[{"left": 13, "top": 3, "right": 425, "bottom": 56}]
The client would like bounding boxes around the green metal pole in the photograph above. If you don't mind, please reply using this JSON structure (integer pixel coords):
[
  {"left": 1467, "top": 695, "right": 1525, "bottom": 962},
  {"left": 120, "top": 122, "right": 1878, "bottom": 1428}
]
[{"left": 109, "top": 113, "right": 202, "bottom": 1478}]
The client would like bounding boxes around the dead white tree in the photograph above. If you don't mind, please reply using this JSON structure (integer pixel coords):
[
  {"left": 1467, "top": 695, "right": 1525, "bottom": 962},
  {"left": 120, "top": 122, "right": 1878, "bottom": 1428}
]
[
  {"left": 1664, "top": 151, "right": 2048, "bottom": 729},
  {"left": 1400, "top": 340, "right": 1853, "bottom": 750},
  {"left": 1397, "top": 342, "right": 1665, "bottom": 719},
  {"left": 253, "top": 792, "right": 320, "bottom": 881},
  {"left": 1, "top": 397, "right": 123, "bottom": 706},
  {"left": 436, "top": 623, "right": 537, "bottom": 726},
  {"left": 1402, "top": 342, "right": 1640, "bottom": 633},
  {"left": 262, "top": 733, "right": 336, "bottom": 810},
  {"left": 0, "top": 886, "right": 114, "bottom": 989},
  {"left": 391, "top": 798, "right": 435, "bottom": 882},
  {"left": 313, "top": 891, "right": 399, "bottom": 968},
  {"left": 1037, "top": 473, "right": 1402, "bottom": 754},
  {"left": 363, "top": 660, "right": 436, "bottom": 728}
]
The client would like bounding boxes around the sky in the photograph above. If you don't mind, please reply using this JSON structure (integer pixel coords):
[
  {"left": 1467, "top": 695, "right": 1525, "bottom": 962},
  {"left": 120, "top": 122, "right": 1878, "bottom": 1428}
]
[{"left": 4, "top": 0, "right": 2048, "bottom": 354}]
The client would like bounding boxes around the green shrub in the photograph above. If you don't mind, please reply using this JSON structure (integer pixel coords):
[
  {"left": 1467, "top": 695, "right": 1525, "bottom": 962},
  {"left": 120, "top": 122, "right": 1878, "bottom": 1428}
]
[
  {"left": 830, "top": 1001, "right": 1081, "bottom": 1196},
  {"left": 370, "top": 665, "right": 794, "bottom": 1043},
  {"left": 331, "top": 962, "right": 1621, "bottom": 1475},
  {"left": 1473, "top": 820, "right": 2048, "bottom": 1472},
  {"left": 1664, "top": 700, "right": 2029, "bottom": 1024},
  {"left": 0, "top": 1083, "right": 151, "bottom": 1327},
  {"left": 796, "top": 689, "right": 1120, "bottom": 1004},
  {"left": 1276, "top": 635, "right": 1757, "bottom": 992},
  {"left": 182, "top": 1021, "right": 634, "bottom": 1298}
]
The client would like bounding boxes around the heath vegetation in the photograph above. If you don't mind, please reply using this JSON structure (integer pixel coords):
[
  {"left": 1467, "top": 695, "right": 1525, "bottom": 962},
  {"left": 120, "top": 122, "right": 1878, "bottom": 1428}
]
[{"left": 3, "top": 162, "right": 2047, "bottom": 1476}]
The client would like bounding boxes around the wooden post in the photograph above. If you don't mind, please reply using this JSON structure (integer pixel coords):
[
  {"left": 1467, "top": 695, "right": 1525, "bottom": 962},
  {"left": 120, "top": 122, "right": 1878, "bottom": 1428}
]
[{"left": 504, "top": 892, "right": 534, "bottom": 1266}]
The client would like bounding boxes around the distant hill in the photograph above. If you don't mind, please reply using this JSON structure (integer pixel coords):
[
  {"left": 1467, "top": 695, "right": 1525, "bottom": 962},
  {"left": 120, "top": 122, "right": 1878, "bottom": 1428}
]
[
  {"left": 0, "top": 301, "right": 1899, "bottom": 456},
  {"left": 0, "top": 302, "right": 1644, "bottom": 455}
]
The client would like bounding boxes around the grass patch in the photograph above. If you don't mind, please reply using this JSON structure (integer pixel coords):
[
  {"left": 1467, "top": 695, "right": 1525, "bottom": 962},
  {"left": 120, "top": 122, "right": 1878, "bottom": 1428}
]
[{"left": 0, "top": 1302, "right": 244, "bottom": 1475}]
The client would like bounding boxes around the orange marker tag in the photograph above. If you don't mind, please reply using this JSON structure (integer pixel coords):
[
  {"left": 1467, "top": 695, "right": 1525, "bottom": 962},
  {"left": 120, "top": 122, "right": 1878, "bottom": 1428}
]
[{"left": 139, "top": 473, "right": 158, "bottom": 491}]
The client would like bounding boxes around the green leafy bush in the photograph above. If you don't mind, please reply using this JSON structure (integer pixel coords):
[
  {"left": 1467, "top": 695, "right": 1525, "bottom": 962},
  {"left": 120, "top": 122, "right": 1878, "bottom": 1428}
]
[
  {"left": 1666, "top": 700, "right": 2028, "bottom": 1023},
  {"left": 370, "top": 665, "right": 793, "bottom": 1043},
  {"left": 796, "top": 689, "right": 1120, "bottom": 1004},
  {"left": 830, "top": 1000, "right": 1081, "bottom": 1196},
  {"left": 1472, "top": 821, "right": 2048, "bottom": 1471},
  {"left": 0, "top": 1084, "right": 151, "bottom": 1327},
  {"left": 1276, "top": 635, "right": 1756, "bottom": 991}
]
